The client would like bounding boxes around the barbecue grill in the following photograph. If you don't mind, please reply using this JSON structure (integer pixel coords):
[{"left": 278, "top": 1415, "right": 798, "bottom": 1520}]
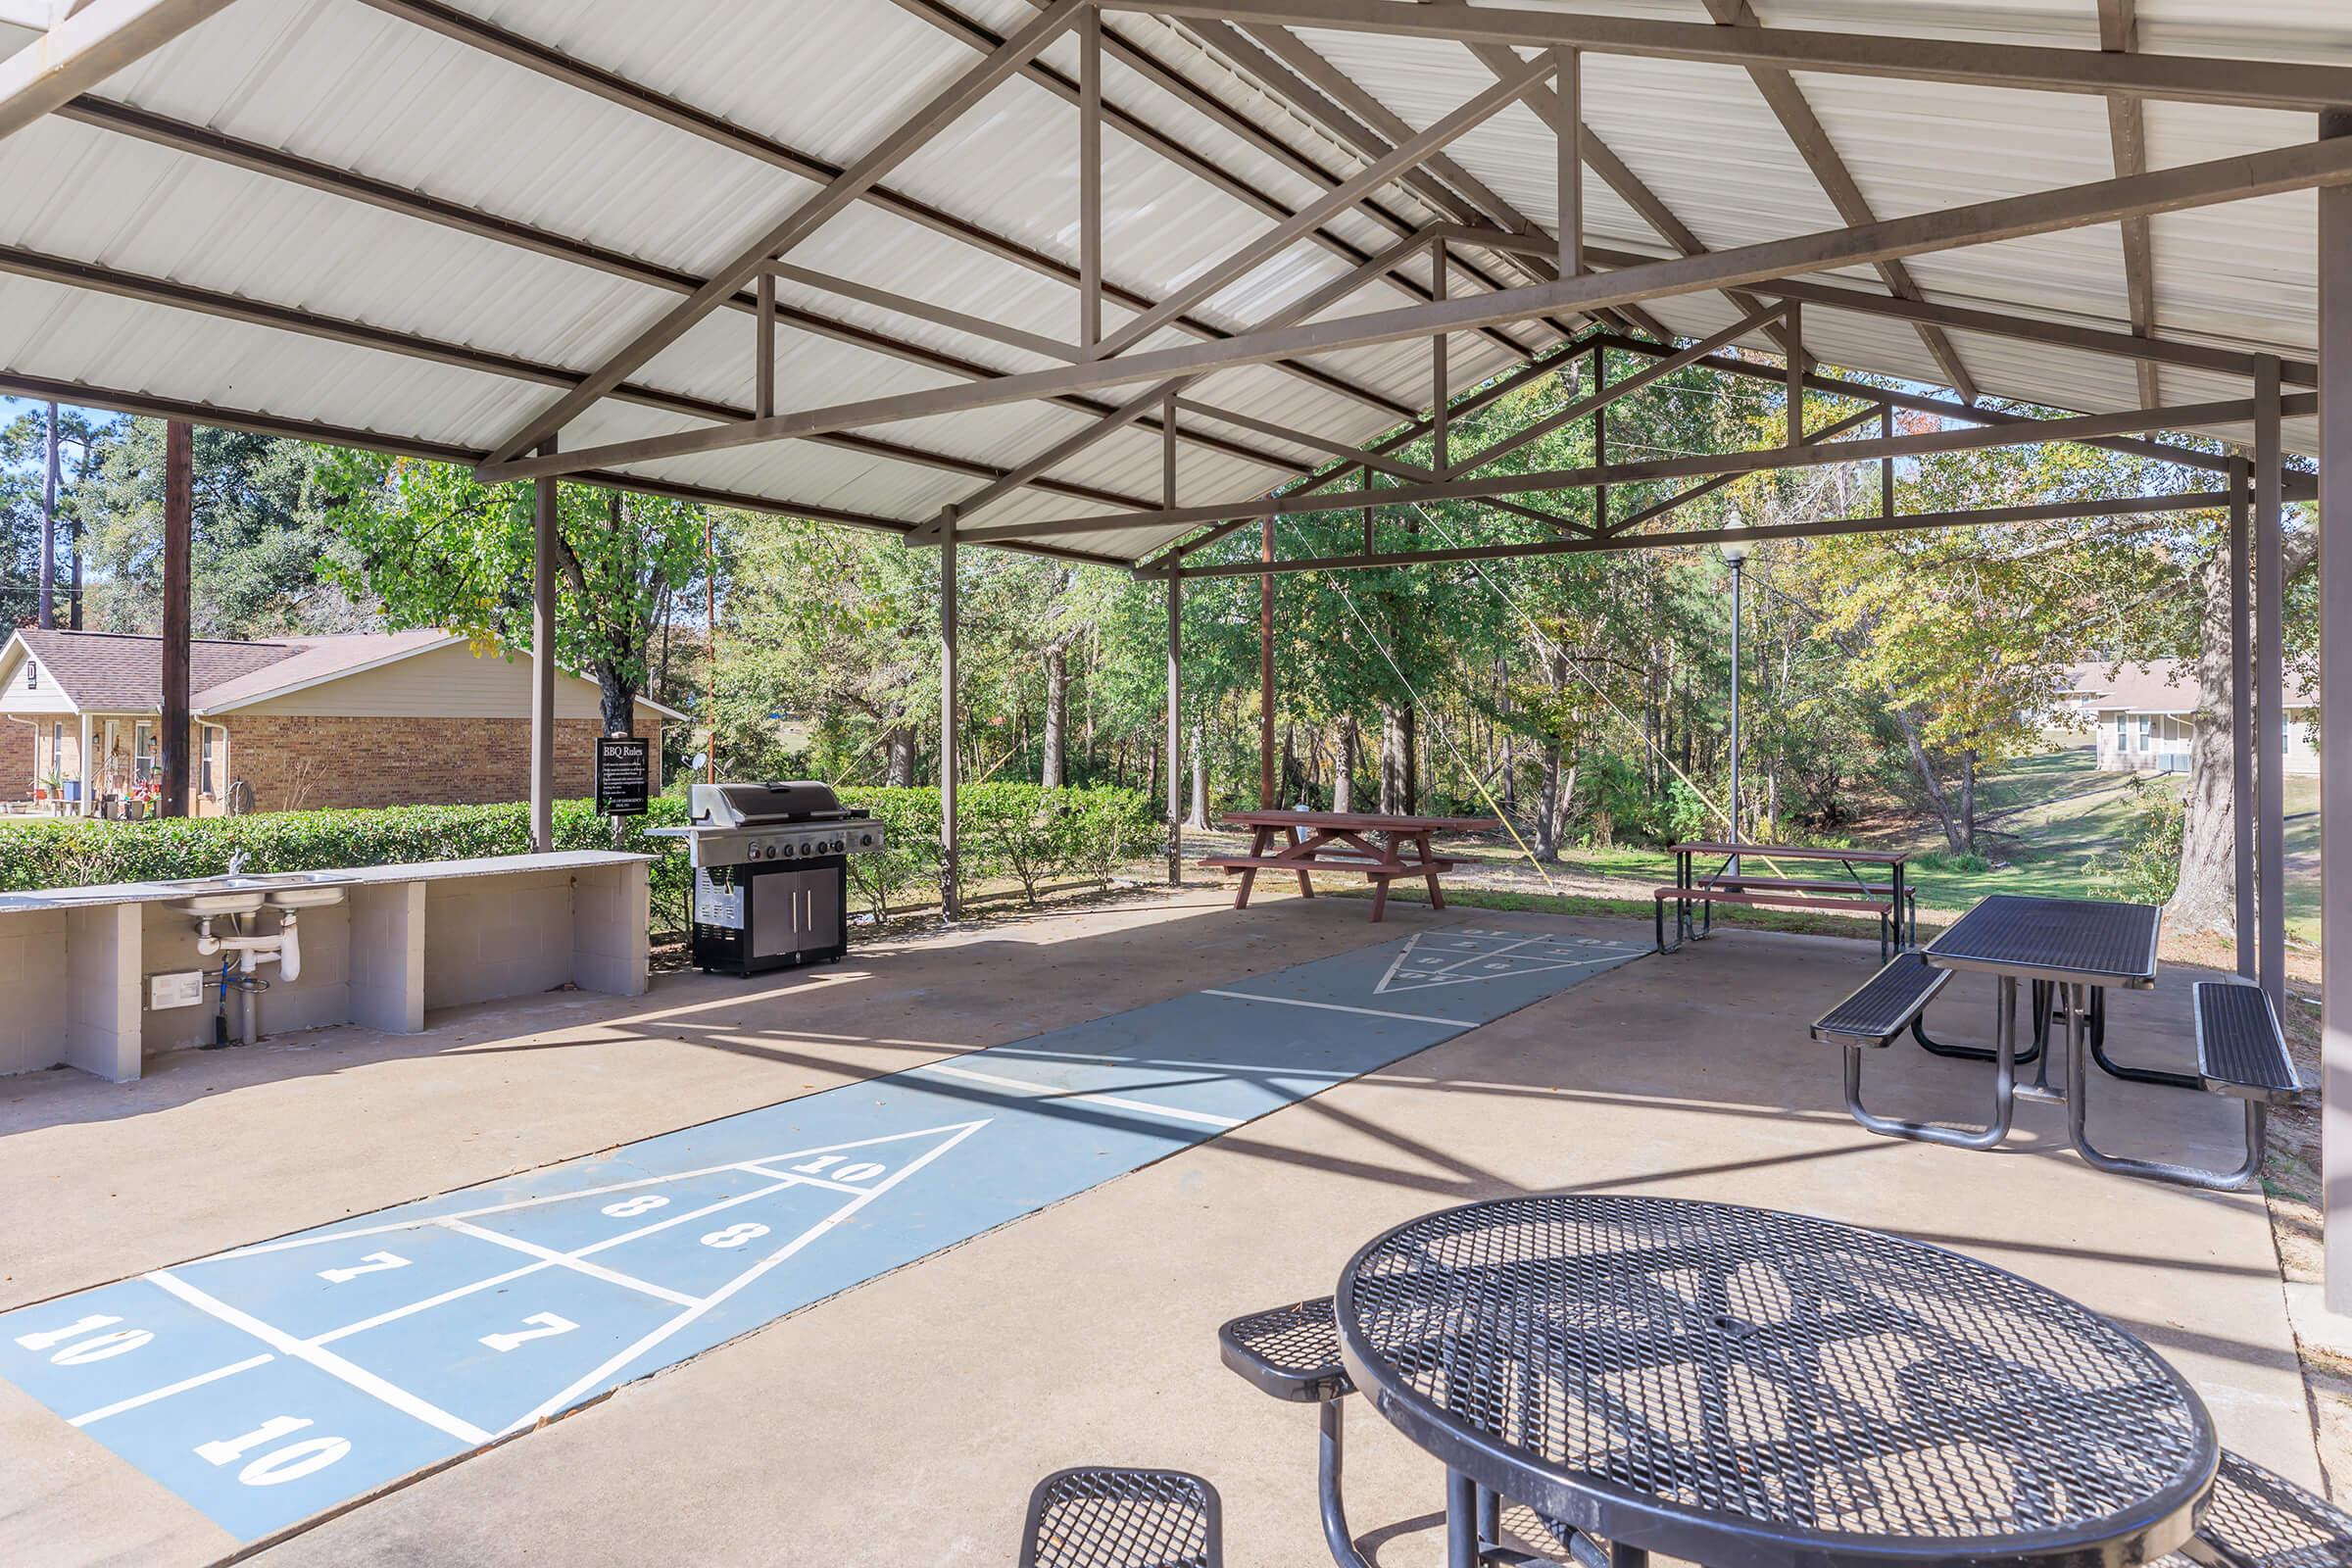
[{"left": 647, "top": 781, "right": 885, "bottom": 975}]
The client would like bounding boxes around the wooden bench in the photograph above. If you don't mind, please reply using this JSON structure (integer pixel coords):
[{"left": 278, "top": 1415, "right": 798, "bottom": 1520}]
[{"left": 1655, "top": 883, "right": 1901, "bottom": 957}]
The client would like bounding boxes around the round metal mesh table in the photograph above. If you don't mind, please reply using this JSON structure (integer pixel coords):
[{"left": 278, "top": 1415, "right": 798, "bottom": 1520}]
[{"left": 1335, "top": 1196, "right": 2214, "bottom": 1568}]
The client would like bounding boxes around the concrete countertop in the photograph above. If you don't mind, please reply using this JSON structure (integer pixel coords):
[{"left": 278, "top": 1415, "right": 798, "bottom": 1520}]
[{"left": 0, "top": 850, "right": 653, "bottom": 915}]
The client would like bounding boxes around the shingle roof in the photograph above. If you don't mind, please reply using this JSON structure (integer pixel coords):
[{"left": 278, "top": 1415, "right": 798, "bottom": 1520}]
[
  {"left": 2067, "top": 659, "right": 2316, "bottom": 713},
  {"left": 13, "top": 628, "right": 305, "bottom": 712}
]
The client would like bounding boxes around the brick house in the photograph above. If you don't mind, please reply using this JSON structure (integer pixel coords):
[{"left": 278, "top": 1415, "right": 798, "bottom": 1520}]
[{"left": 0, "top": 628, "right": 677, "bottom": 816}]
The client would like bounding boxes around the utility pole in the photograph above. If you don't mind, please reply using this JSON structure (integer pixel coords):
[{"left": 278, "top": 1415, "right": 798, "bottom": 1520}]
[
  {"left": 1721, "top": 535, "right": 1749, "bottom": 876},
  {"left": 36, "top": 402, "right": 59, "bottom": 629}
]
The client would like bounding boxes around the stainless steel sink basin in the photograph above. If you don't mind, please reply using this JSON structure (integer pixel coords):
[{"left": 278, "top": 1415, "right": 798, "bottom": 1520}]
[{"left": 162, "top": 870, "right": 352, "bottom": 914}]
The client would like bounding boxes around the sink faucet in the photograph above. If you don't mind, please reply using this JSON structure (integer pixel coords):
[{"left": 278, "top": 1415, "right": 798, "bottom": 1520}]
[{"left": 226, "top": 850, "right": 248, "bottom": 877}]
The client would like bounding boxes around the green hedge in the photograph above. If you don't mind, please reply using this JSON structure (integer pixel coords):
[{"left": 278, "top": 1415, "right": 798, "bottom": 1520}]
[{"left": 0, "top": 784, "right": 1161, "bottom": 936}]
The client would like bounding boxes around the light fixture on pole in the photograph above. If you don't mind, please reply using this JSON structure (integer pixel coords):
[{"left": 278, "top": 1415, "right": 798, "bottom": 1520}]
[{"left": 1720, "top": 526, "right": 1750, "bottom": 875}]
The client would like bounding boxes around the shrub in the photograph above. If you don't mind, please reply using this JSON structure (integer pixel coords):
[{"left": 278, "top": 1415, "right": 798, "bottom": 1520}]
[
  {"left": 1913, "top": 849, "right": 1990, "bottom": 873},
  {"left": 2118, "top": 794, "right": 2184, "bottom": 905},
  {"left": 0, "top": 784, "right": 1162, "bottom": 934}
]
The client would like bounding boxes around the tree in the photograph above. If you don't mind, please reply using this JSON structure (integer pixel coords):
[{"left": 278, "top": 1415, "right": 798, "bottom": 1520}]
[{"left": 318, "top": 453, "right": 704, "bottom": 735}]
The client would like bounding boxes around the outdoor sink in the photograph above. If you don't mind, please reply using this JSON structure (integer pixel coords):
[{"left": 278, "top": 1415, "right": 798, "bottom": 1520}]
[
  {"left": 169, "top": 887, "right": 269, "bottom": 917},
  {"left": 161, "top": 871, "right": 352, "bottom": 914}
]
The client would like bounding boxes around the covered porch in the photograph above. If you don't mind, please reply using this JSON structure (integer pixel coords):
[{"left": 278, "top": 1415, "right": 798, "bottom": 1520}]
[{"left": 0, "top": 889, "right": 2321, "bottom": 1562}]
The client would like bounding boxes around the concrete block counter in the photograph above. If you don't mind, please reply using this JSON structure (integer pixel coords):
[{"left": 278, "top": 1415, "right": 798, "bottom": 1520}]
[{"left": 0, "top": 851, "right": 650, "bottom": 1082}]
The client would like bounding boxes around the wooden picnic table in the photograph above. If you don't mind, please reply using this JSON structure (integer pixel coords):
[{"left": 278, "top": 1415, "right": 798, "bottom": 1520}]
[{"left": 1207, "top": 809, "right": 1498, "bottom": 922}]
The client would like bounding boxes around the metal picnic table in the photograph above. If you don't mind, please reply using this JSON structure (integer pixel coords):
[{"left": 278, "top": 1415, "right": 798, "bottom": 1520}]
[
  {"left": 1208, "top": 809, "right": 1497, "bottom": 922},
  {"left": 1665, "top": 840, "right": 1915, "bottom": 956},
  {"left": 1333, "top": 1193, "right": 2214, "bottom": 1568}
]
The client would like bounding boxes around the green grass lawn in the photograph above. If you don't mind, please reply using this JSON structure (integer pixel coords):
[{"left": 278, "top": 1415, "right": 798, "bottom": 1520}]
[{"left": 1459, "top": 744, "right": 2319, "bottom": 939}]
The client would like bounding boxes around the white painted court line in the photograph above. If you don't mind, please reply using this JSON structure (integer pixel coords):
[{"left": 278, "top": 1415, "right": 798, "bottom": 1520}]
[
  {"left": 437, "top": 1221, "right": 702, "bottom": 1309},
  {"left": 309, "top": 1261, "right": 550, "bottom": 1348},
  {"left": 1199, "top": 990, "right": 1478, "bottom": 1028},
  {"left": 916, "top": 1061, "right": 1244, "bottom": 1129},
  {"left": 498, "top": 1120, "right": 988, "bottom": 1435},
  {"left": 69, "top": 1353, "right": 274, "bottom": 1428},
  {"left": 207, "top": 1122, "right": 990, "bottom": 1261},
  {"left": 310, "top": 1175, "right": 845, "bottom": 1348},
  {"left": 146, "top": 1272, "right": 493, "bottom": 1446}
]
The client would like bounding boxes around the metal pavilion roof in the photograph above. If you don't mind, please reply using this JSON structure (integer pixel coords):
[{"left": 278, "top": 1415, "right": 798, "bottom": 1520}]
[{"left": 0, "top": 0, "right": 2342, "bottom": 569}]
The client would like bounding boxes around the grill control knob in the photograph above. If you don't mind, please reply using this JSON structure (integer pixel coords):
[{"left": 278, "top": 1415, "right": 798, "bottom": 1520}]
[
  {"left": 778, "top": 843, "right": 795, "bottom": 858},
  {"left": 764, "top": 845, "right": 779, "bottom": 859},
  {"left": 830, "top": 839, "right": 845, "bottom": 854},
  {"left": 858, "top": 832, "right": 874, "bottom": 847}
]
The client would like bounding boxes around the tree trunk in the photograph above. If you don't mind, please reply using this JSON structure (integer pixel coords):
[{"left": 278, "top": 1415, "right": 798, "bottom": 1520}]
[
  {"left": 1379, "top": 704, "right": 1410, "bottom": 813},
  {"left": 1184, "top": 722, "right": 1209, "bottom": 830},
  {"left": 1334, "top": 718, "right": 1356, "bottom": 813},
  {"left": 36, "top": 402, "right": 59, "bottom": 630},
  {"left": 1958, "top": 749, "right": 1978, "bottom": 855},
  {"left": 1537, "top": 743, "right": 1563, "bottom": 861},
  {"left": 2171, "top": 547, "right": 2244, "bottom": 935},
  {"left": 1894, "top": 708, "right": 1967, "bottom": 853},
  {"left": 1041, "top": 636, "right": 1070, "bottom": 787},
  {"left": 884, "top": 726, "right": 916, "bottom": 788},
  {"left": 596, "top": 663, "right": 636, "bottom": 737},
  {"left": 1143, "top": 735, "right": 1158, "bottom": 809}
]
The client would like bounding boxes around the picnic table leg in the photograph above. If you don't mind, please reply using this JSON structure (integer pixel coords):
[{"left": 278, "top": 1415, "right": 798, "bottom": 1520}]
[
  {"left": 1368, "top": 876, "right": 1391, "bottom": 922},
  {"left": 1234, "top": 825, "right": 1271, "bottom": 909},
  {"left": 1296, "top": 865, "right": 1314, "bottom": 898},
  {"left": 1417, "top": 832, "right": 1445, "bottom": 909}
]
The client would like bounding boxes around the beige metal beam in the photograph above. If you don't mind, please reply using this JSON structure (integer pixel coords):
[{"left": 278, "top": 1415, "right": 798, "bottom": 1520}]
[
  {"left": 1151, "top": 489, "right": 2233, "bottom": 579},
  {"left": 2099, "top": 0, "right": 2161, "bottom": 406},
  {"left": 0, "top": 0, "right": 229, "bottom": 141},
  {"left": 1696, "top": 0, "right": 1979, "bottom": 401},
  {"left": 477, "top": 136, "right": 2352, "bottom": 480},
  {"left": 1100, "top": 0, "right": 2352, "bottom": 111},
  {"left": 964, "top": 395, "right": 2294, "bottom": 542},
  {"left": 483, "top": 0, "right": 1091, "bottom": 466}
]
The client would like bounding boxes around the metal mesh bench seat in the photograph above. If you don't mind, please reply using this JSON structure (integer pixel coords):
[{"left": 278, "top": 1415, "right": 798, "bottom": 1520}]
[
  {"left": 2158, "top": 1448, "right": 2352, "bottom": 1567},
  {"left": 1217, "top": 1297, "right": 1351, "bottom": 1402},
  {"left": 2195, "top": 981, "right": 2306, "bottom": 1104},
  {"left": 1019, "top": 1467, "right": 1222, "bottom": 1568},
  {"left": 2071, "top": 982, "right": 2307, "bottom": 1192},
  {"left": 1812, "top": 952, "right": 1952, "bottom": 1048}
]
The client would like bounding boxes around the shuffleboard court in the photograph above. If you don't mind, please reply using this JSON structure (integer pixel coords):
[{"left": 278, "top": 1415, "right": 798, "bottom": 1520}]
[{"left": 0, "top": 924, "right": 1643, "bottom": 1544}]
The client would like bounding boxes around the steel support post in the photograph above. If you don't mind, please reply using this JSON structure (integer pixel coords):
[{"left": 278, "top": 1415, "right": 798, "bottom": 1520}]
[
  {"left": 529, "top": 447, "right": 558, "bottom": 854},
  {"left": 2230, "top": 455, "right": 2256, "bottom": 979},
  {"left": 2317, "top": 110, "right": 2352, "bottom": 1311},
  {"left": 1881, "top": 403, "right": 1895, "bottom": 516},
  {"left": 755, "top": 269, "right": 775, "bottom": 418},
  {"left": 1164, "top": 396, "right": 1184, "bottom": 884},
  {"left": 1552, "top": 46, "right": 1582, "bottom": 275},
  {"left": 1786, "top": 301, "right": 1803, "bottom": 445},
  {"left": 1592, "top": 344, "right": 1608, "bottom": 529},
  {"left": 2254, "top": 354, "right": 2286, "bottom": 1010},
  {"left": 940, "top": 505, "right": 961, "bottom": 918},
  {"left": 160, "top": 418, "right": 192, "bottom": 817},
  {"left": 1259, "top": 519, "right": 1276, "bottom": 807},
  {"left": 1432, "top": 239, "right": 1449, "bottom": 472},
  {"left": 1079, "top": 4, "right": 1102, "bottom": 350}
]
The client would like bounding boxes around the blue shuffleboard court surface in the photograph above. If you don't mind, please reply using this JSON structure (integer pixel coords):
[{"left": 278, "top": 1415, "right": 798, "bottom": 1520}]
[{"left": 0, "top": 923, "right": 1642, "bottom": 1544}]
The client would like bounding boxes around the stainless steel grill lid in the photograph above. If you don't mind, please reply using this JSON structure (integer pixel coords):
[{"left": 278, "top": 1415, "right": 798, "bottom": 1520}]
[{"left": 687, "top": 781, "right": 859, "bottom": 827}]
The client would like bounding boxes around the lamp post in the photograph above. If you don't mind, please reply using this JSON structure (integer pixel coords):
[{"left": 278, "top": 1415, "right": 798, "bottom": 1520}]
[{"left": 1720, "top": 531, "right": 1749, "bottom": 877}]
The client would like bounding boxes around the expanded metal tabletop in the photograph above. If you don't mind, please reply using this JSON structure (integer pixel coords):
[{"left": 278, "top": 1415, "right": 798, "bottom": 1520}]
[
  {"left": 1335, "top": 1195, "right": 2213, "bottom": 1568},
  {"left": 1922, "top": 894, "right": 2161, "bottom": 989}
]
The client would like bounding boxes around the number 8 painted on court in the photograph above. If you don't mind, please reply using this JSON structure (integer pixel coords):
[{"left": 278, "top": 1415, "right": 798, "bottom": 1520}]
[
  {"left": 700, "top": 1222, "right": 769, "bottom": 1250},
  {"left": 603, "top": 1195, "right": 669, "bottom": 1218}
]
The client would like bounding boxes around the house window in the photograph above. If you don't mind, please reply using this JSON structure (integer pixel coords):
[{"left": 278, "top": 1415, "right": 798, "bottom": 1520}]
[
  {"left": 201, "top": 726, "right": 224, "bottom": 798},
  {"left": 48, "top": 723, "right": 61, "bottom": 778},
  {"left": 2135, "top": 715, "right": 2152, "bottom": 751},
  {"left": 24, "top": 661, "right": 35, "bottom": 689},
  {"left": 133, "top": 721, "right": 157, "bottom": 783}
]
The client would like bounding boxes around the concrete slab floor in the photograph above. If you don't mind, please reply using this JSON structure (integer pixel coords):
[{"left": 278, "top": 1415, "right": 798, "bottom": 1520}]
[{"left": 0, "top": 887, "right": 2317, "bottom": 1566}]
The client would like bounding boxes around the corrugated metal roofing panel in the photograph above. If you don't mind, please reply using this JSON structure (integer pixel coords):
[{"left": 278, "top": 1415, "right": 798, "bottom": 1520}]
[{"left": 0, "top": 0, "right": 2332, "bottom": 559}]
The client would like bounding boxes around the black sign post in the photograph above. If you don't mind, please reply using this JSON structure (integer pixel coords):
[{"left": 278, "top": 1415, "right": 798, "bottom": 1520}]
[{"left": 595, "top": 735, "right": 652, "bottom": 819}]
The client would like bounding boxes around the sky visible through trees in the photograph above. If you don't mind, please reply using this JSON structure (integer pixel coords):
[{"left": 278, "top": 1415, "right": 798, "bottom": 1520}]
[{"left": 0, "top": 345, "right": 2318, "bottom": 938}]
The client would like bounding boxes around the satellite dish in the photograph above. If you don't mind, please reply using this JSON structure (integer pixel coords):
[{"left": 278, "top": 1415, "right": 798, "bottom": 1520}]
[{"left": 691, "top": 752, "right": 710, "bottom": 771}]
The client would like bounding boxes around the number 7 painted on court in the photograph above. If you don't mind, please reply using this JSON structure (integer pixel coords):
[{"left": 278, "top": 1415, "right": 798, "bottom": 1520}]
[{"left": 479, "top": 1313, "right": 578, "bottom": 1354}]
